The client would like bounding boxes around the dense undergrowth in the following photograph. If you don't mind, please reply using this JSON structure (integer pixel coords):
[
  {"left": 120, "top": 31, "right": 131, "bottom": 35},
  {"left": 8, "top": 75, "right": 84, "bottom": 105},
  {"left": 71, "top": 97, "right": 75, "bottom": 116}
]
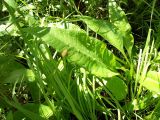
[{"left": 0, "top": 0, "right": 160, "bottom": 120}]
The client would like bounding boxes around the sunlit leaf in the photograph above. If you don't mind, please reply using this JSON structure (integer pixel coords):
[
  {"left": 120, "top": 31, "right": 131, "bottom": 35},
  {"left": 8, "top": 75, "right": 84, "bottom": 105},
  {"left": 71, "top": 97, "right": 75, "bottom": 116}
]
[
  {"left": 0, "top": 23, "right": 19, "bottom": 36},
  {"left": 23, "top": 25, "right": 120, "bottom": 78},
  {"left": 26, "top": 69, "right": 35, "bottom": 82},
  {"left": 79, "top": 16, "right": 124, "bottom": 54},
  {"left": 142, "top": 71, "right": 160, "bottom": 94},
  {"left": 4, "top": 0, "right": 17, "bottom": 11},
  {"left": 109, "top": 0, "right": 134, "bottom": 57},
  {"left": 3, "top": 0, "right": 17, "bottom": 17}
]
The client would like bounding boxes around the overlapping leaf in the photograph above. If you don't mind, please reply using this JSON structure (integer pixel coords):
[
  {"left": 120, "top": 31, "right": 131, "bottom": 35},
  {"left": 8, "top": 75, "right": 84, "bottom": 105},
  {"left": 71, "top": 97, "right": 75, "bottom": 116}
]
[
  {"left": 79, "top": 16, "right": 124, "bottom": 54},
  {"left": 0, "top": 56, "right": 26, "bottom": 83},
  {"left": 13, "top": 103, "right": 53, "bottom": 119},
  {"left": 3, "top": 0, "right": 17, "bottom": 13},
  {"left": 142, "top": 71, "right": 160, "bottom": 94},
  {"left": 109, "top": 0, "right": 134, "bottom": 57},
  {"left": 79, "top": 0, "right": 134, "bottom": 58},
  {"left": 23, "top": 25, "right": 119, "bottom": 78}
]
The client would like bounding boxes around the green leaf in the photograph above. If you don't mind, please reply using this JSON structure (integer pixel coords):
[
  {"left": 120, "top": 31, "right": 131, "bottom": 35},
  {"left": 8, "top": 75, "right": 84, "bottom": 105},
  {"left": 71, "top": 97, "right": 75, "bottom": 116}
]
[
  {"left": 27, "top": 70, "right": 41, "bottom": 102},
  {"left": 0, "top": 23, "right": 19, "bottom": 36},
  {"left": 4, "top": 69, "right": 26, "bottom": 83},
  {"left": 0, "top": 56, "right": 26, "bottom": 83},
  {"left": 142, "top": 71, "right": 160, "bottom": 94},
  {"left": 6, "top": 111, "right": 13, "bottom": 120},
  {"left": 109, "top": 0, "right": 134, "bottom": 57},
  {"left": 106, "top": 76, "right": 128, "bottom": 100},
  {"left": 13, "top": 103, "right": 53, "bottom": 120},
  {"left": 79, "top": 16, "right": 124, "bottom": 54},
  {"left": 2, "top": 97, "right": 46, "bottom": 120},
  {"left": 25, "top": 69, "right": 35, "bottom": 82},
  {"left": 4, "top": 0, "right": 17, "bottom": 11},
  {"left": 23, "top": 26, "right": 120, "bottom": 78},
  {"left": 154, "top": 52, "right": 160, "bottom": 62}
]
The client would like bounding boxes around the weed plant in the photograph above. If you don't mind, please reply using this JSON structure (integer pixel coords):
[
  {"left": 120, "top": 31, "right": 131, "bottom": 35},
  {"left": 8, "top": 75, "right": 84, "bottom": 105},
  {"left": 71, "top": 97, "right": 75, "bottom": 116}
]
[{"left": 0, "top": 0, "right": 160, "bottom": 120}]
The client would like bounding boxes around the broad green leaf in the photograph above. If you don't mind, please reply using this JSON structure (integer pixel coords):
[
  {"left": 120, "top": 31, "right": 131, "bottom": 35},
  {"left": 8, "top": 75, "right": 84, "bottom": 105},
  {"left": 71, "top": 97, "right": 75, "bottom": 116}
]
[
  {"left": 79, "top": 16, "right": 124, "bottom": 54},
  {"left": 109, "top": 0, "right": 134, "bottom": 57},
  {"left": 106, "top": 76, "right": 128, "bottom": 100},
  {"left": 2, "top": 98, "right": 46, "bottom": 120},
  {"left": 13, "top": 103, "right": 53, "bottom": 119},
  {"left": 0, "top": 56, "right": 26, "bottom": 83},
  {"left": 23, "top": 26, "right": 120, "bottom": 78},
  {"left": 4, "top": 69, "right": 26, "bottom": 83},
  {"left": 142, "top": 71, "right": 160, "bottom": 94}
]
